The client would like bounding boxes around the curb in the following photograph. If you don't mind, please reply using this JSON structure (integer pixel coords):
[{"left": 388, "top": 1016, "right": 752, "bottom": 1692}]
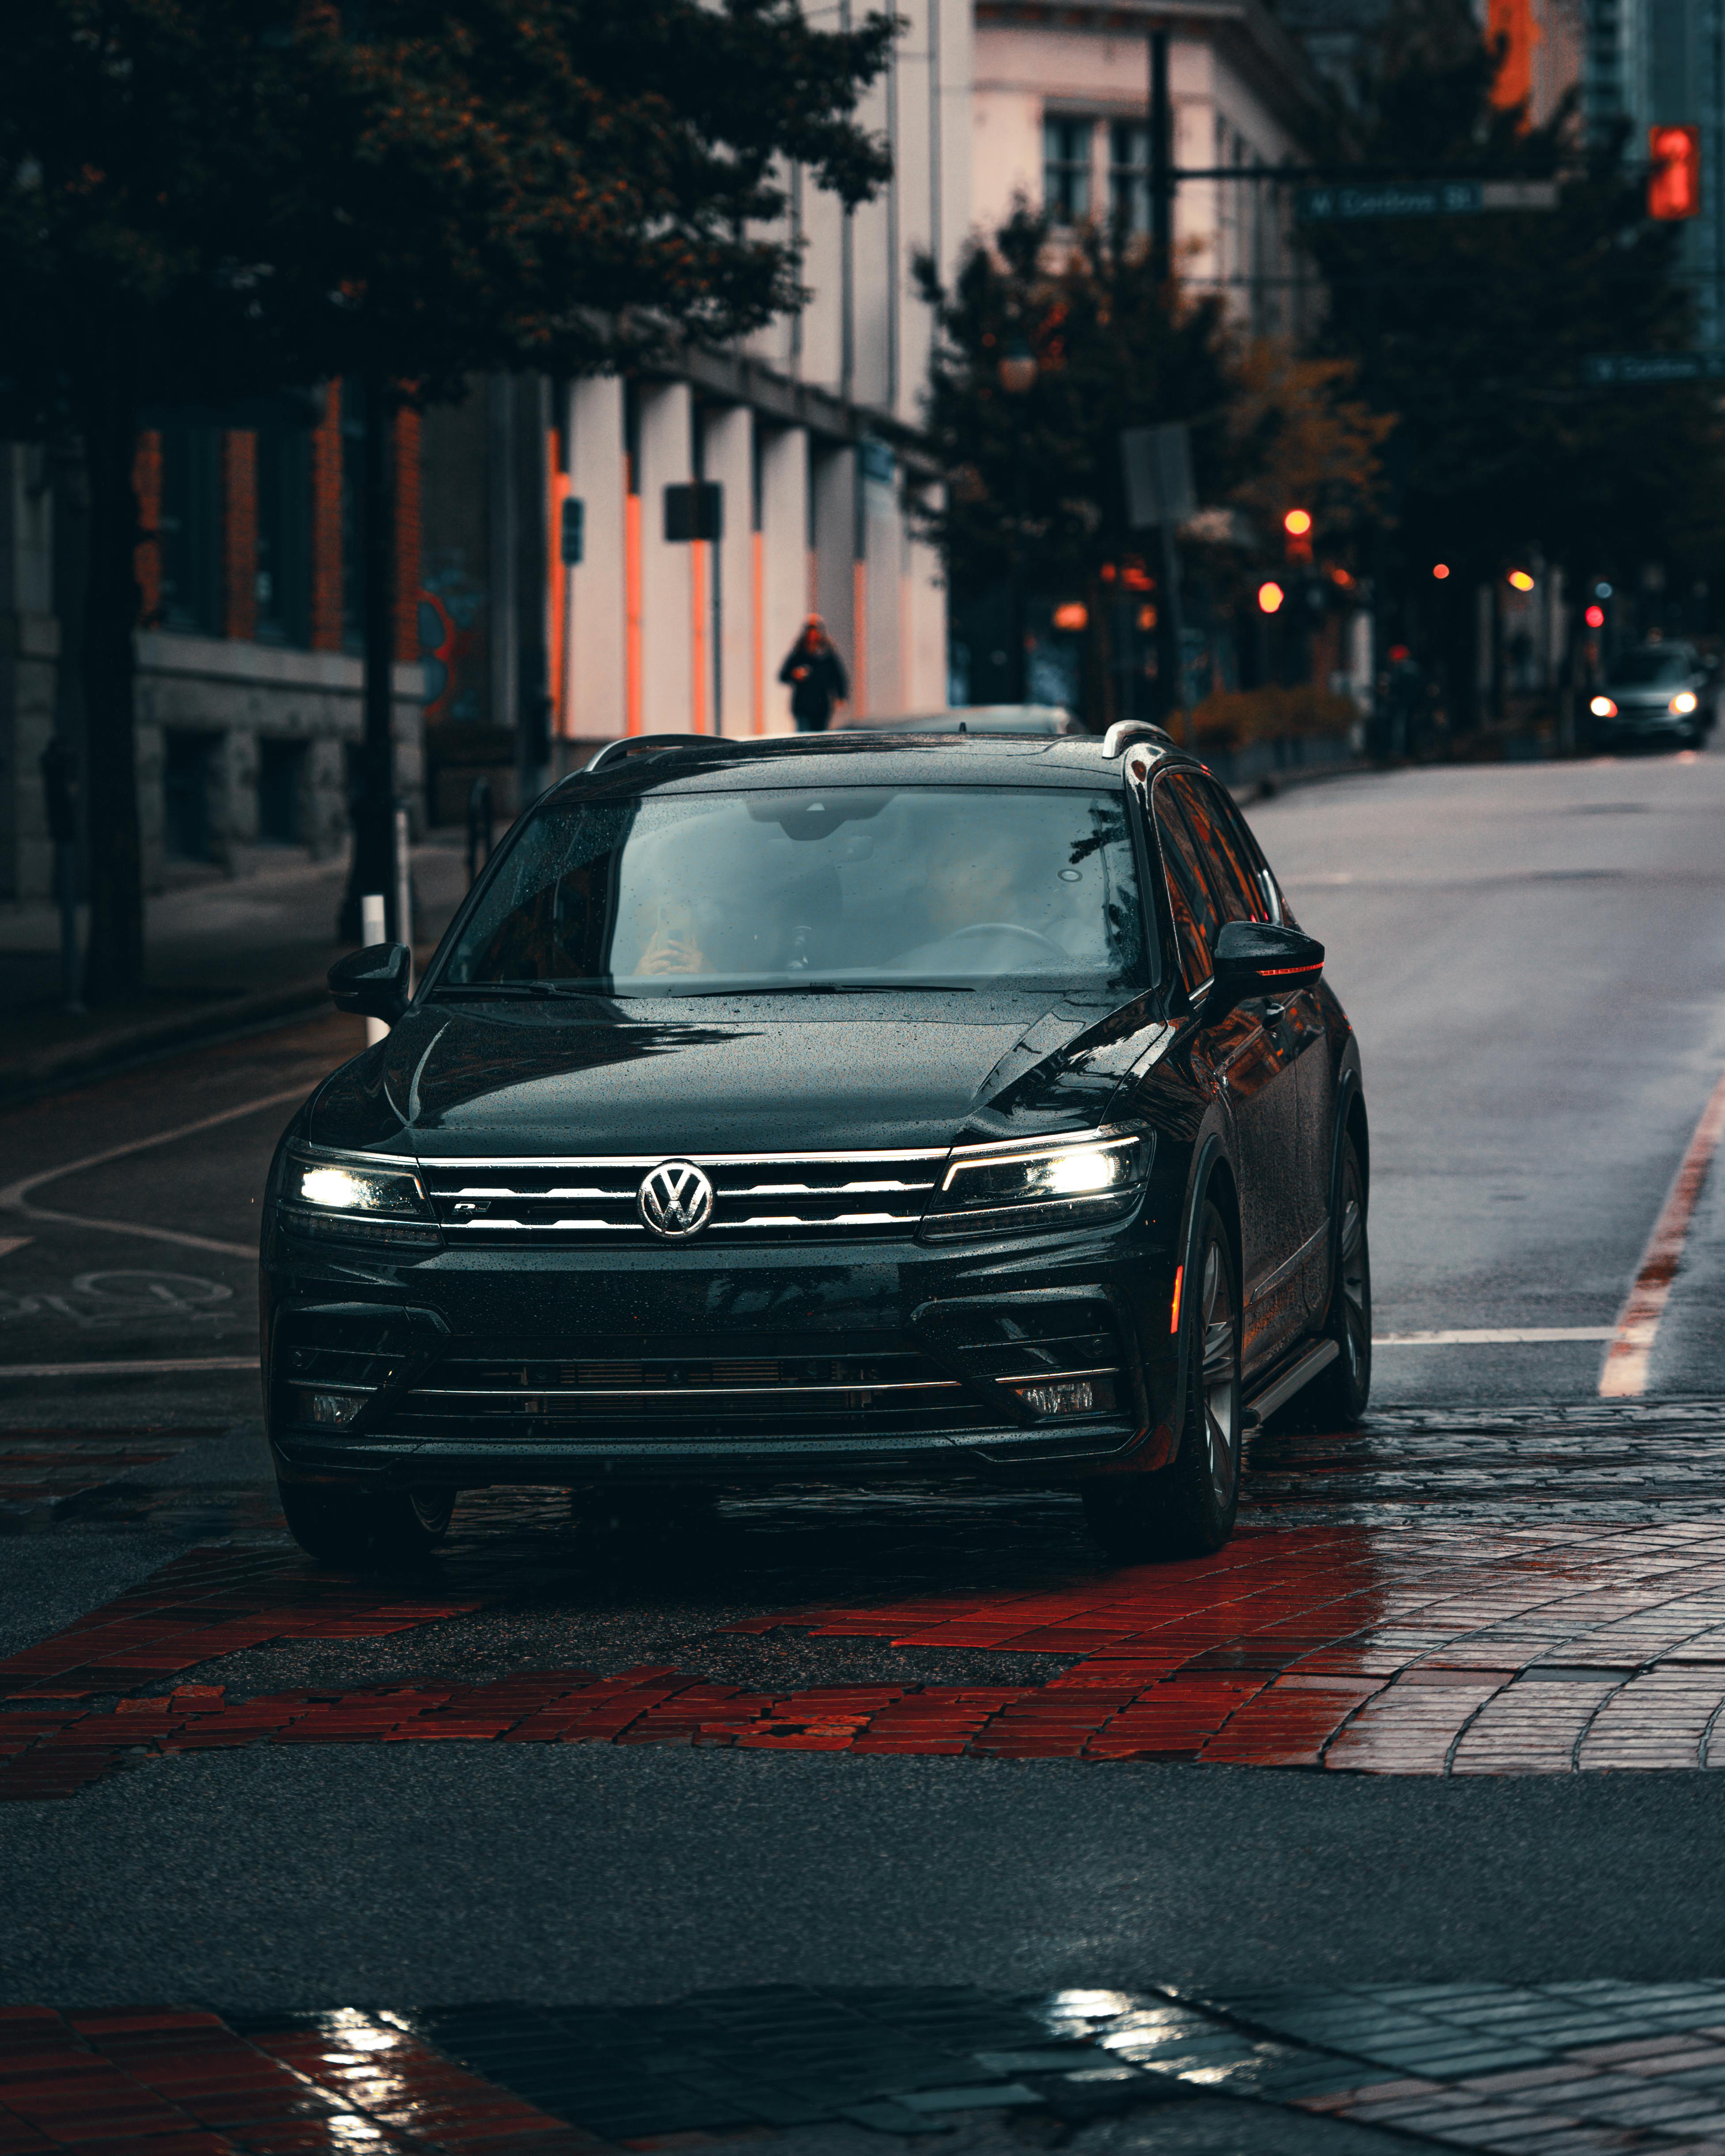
[{"left": 0, "top": 977, "right": 333, "bottom": 1111}]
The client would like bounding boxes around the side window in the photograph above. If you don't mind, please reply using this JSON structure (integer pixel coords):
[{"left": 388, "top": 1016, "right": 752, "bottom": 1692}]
[
  {"left": 1153, "top": 779, "right": 1221, "bottom": 991},
  {"left": 1170, "top": 774, "right": 1267, "bottom": 925}
]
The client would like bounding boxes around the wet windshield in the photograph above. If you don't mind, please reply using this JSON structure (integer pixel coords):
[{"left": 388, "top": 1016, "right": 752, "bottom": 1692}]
[
  {"left": 435, "top": 784, "right": 1150, "bottom": 997},
  {"left": 1608, "top": 650, "right": 1693, "bottom": 687}
]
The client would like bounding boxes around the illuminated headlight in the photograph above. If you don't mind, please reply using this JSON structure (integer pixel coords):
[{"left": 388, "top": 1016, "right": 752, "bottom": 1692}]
[
  {"left": 1672, "top": 691, "right": 1699, "bottom": 714},
  {"left": 293, "top": 1388, "right": 367, "bottom": 1426},
  {"left": 278, "top": 1151, "right": 439, "bottom": 1246},
  {"left": 920, "top": 1132, "right": 1150, "bottom": 1241},
  {"left": 1590, "top": 695, "right": 1617, "bottom": 718}
]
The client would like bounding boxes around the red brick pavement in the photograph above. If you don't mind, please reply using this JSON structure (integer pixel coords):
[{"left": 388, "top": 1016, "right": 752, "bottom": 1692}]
[{"left": 15, "top": 1514, "right": 1725, "bottom": 1796}]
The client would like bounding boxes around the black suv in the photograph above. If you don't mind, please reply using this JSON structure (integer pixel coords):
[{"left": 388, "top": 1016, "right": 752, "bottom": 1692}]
[{"left": 263, "top": 722, "right": 1369, "bottom": 1563}]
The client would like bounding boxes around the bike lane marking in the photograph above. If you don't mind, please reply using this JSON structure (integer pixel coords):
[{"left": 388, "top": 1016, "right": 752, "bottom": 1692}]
[{"left": 0, "top": 1086, "right": 306, "bottom": 1261}]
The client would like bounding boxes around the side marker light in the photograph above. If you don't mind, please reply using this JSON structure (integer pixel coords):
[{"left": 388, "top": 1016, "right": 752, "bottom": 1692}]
[{"left": 1169, "top": 1264, "right": 1184, "bottom": 1335}]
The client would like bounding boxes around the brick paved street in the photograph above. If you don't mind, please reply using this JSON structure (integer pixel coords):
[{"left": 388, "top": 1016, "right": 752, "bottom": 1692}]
[{"left": 7, "top": 758, "right": 1725, "bottom": 2148}]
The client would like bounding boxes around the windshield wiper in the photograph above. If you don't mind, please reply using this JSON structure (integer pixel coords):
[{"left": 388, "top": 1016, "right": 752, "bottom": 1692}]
[
  {"left": 429, "top": 981, "right": 588, "bottom": 999},
  {"left": 680, "top": 981, "right": 978, "bottom": 997}
]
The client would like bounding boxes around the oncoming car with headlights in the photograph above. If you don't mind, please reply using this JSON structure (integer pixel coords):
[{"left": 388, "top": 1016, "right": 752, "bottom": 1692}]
[{"left": 262, "top": 722, "right": 1370, "bottom": 1563}]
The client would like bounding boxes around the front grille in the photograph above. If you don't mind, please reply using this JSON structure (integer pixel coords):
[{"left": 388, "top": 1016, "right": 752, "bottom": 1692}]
[
  {"left": 392, "top": 1340, "right": 991, "bottom": 1442},
  {"left": 420, "top": 1150, "right": 945, "bottom": 1243}
]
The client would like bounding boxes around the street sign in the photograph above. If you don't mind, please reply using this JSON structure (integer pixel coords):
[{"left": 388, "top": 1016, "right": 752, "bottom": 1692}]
[
  {"left": 1295, "top": 179, "right": 1559, "bottom": 222},
  {"left": 1582, "top": 351, "right": 1725, "bottom": 385},
  {"left": 663, "top": 482, "right": 723, "bottom": 542},
  {"left": 1121, "top": 423, "right": 1195, "bottom": 530}
]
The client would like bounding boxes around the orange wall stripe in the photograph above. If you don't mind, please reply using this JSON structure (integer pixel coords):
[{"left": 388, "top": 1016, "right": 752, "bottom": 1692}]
[
  {"left": 752, "top": 529, "right": 765, "bottom": 733},
  {"left": 624, "top": 491, "right": 643, "bottom": 736},
  {"left": 548, "top": 463, "right": 570, "bottom": 737},
  {"left": 691, "top": 539, "right": 708, "bottom": 735}
]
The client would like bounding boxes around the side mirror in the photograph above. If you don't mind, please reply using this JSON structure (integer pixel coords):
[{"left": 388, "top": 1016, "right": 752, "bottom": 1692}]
[
  {"left": 1207, "top": 919, "right": 1325, "bottom": 1015},
  {"left": 328, "top": 942, "right": 411, "bottom": 1024}
]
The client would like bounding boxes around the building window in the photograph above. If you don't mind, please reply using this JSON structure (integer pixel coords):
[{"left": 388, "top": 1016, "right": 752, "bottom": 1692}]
[
  {"left": 1110, "top": 122, "right": 1151, "bottom": 234},
  {"left": 255, "top": 426, "right": 312, "bottom": 647},
  {"left": 1043, "top": 117, "right": 1093, "bottom": 225},
  {"left": 157, "top": 425, "right": 223, "bottom": 635}
]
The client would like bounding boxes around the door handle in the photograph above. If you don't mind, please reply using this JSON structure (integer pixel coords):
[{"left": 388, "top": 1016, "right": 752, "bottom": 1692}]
[{"left": 1263, "top": 1002, "right": 1286, "bottom": 1023}]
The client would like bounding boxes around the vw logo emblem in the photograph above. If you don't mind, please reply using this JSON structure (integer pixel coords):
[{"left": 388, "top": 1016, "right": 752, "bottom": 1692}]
[{"left": 637, "top": 1159, "right": 715, "bottom": 1239}]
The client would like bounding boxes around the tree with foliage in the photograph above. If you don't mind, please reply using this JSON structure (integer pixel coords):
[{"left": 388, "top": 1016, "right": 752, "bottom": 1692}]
[
  {"left": 915, "top": 206, "right": 1387, "bottom": 729},
  {"left": 1, "top": 0, "right": 893, "bottom": 1001},
  {"left": 1301, "top": 0, "right": 1725, "bottom": 721}
]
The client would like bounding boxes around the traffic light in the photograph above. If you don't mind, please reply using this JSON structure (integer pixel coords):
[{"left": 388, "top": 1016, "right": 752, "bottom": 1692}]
[
  {"left": 1585, "top": 603, "right": 1605, "bottom": 629},
  {"left": 1649, "top": 126, "right": 1701, "bottom": 221},
  {"left": 1257, "top": 581, "right": 1286, "bottom": 614},
  {"left": 1282, "top": 508, "right": 1313, "bottom": 565}
]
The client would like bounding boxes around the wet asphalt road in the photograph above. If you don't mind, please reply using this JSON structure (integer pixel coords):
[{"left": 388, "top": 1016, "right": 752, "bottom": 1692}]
[{"left": 4, "top": 746, "right": 1725, "bottom": 2022}]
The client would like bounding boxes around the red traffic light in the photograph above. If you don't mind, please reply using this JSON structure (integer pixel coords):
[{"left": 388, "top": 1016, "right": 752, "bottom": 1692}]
[
  {"left": 1649, "top": 125, "right": 1701, "bottom": 220},
  {"left": 1585, "top": 603, "right": 1605, "bottom": 628}
]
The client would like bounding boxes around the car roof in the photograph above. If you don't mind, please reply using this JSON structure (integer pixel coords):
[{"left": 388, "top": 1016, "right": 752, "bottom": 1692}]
[{"left": 554, "top": 728, "right": 1199, "bottom": 799}]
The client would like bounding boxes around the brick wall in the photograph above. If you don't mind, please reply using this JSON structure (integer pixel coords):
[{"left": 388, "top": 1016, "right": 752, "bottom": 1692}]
[
  {"left": 310, "top": 384, "right": 344, "bottom": 652},
  {"left": 133, "top": 432, "right": 163, "bottom": 625},
  {"left": 222, "top": 431, "right": 258, "bottom": 643}
]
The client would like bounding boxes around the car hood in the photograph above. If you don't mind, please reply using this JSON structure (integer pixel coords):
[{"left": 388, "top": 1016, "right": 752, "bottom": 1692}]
[{"left": 304, "top": 999, "right": 1172, "bottom": 1160}]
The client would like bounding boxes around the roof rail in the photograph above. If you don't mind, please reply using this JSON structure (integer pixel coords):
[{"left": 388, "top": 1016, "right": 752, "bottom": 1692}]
[
  {"left": 1101, "top": 720, "right": 1176, "bottom": 759},
  {"left": 583, "top": 734, "right": 748, "bottom": 774}
]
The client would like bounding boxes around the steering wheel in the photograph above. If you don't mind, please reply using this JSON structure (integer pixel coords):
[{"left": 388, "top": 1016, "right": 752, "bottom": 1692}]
[{"left": 942, "top": 921, "right": 1067, "bottom": 960}]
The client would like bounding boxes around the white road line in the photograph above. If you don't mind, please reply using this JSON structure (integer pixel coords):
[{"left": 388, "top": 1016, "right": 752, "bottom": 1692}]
[
  {"left": 0, "top": 1356, "right": 260, "bottom": 1379},
  {"left": 0, "top": 1236, "right": 32, "bottom": 1260},
  {"left": 1601, "top": 1061, "right": 1725, "bottom": 1398},
  {"left": 0, "top": 1086, "right": 306, "bottom": 1261},
  {"left": 1375, "top": 1328, "right": 1615, "bottom": 1347}
]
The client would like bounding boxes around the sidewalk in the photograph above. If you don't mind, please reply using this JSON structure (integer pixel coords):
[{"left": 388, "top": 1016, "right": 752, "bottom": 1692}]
[{"left": 0, "top": 837, "right": 470, "bottom": 1103}]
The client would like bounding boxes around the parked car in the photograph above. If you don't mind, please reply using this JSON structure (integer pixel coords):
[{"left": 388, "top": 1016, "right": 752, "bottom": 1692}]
[
  {"left": 1589, "top": 643, "right": 1718, "bottom": 751},
  {"left": 836, "top": 705, "right": 1084, "bottom": 736},
  {"left": 263, "top": 721, "right": 1369, "bottom": 1566}
]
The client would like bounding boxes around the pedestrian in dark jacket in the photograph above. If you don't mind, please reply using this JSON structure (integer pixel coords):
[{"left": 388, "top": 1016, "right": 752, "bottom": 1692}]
[{"left": 779, "top": 616, "right": 851, "bottom": 732}]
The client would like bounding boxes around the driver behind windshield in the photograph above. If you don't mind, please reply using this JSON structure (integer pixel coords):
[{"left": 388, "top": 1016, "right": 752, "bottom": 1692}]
[{"left": 439, "top": 783, "right": 1147, "bottom": 997}]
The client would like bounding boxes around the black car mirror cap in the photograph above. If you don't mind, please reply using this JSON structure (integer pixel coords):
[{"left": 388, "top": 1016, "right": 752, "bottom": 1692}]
[
  {"left": 328, "top": 942, "right": 411, "bottom": 1023},
  {"left": 1205, "top": 920, "right": 1325, "bottom": 1014}
]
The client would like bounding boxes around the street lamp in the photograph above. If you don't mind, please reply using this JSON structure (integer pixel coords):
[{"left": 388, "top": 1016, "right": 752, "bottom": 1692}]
[{"left": 998, "top": 340, "right": 1038, "bottom": 700}]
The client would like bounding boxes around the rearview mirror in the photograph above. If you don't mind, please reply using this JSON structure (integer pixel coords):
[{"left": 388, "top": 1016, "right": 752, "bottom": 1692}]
[
  {"left": 328, "top": 942, "right": 411, "bottom": 1024},
  {"left": 1207, "top": 920, "right": 1324, "bottom": 1014}
]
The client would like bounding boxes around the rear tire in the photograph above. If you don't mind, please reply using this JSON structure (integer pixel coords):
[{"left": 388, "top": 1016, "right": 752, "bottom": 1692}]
[
  {"left": 1300, "top": 1134, "right": 1372, "bottom": 1428},
  {"left": 278, "top": 1481, "right": 454, "bottom": 1564},
  {"left": 1082, "top": 1200, "right": 1241, "bottom": 1560}
]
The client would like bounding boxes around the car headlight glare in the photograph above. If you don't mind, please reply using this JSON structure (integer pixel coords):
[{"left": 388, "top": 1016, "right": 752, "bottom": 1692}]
[
  {"left": 279, "top": 1151, "right": 439, "bottom": 1247},
  {"left": 1672, "top": 691, "right": 1698, "bottom": 714},
  {"left": 1590, "top": 695, "right": 1617, "bottom": 718},
  {"left": 292, "top": 1160, "right": 425, "bottom": 1214},
  {"left": 921, "top": 1131, "right": 1150, "bottom": 1241}
]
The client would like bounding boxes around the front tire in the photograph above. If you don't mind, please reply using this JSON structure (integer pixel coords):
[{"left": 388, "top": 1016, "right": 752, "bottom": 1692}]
[
  {"left": 1301, "top": 1134, "right": 1372, "bottom": 1427},
  {"left": 278, "top": 1481, "right": 454, "bottom": 1564},
  {"left": 1083, "top": 1200, "right": 1242, "bottom": 1560}
]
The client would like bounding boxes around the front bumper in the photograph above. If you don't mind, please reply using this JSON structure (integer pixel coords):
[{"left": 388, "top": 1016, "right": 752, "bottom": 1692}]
[{"left": 262, "top": 1222, "right": 1177, "bottom": 1493}]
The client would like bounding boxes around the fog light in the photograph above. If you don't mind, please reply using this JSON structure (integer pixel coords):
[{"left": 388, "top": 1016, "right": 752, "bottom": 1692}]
[
  {"left": 1009, "top": 1377, "right": 1115, "bottom": 1417},
  {"left": 295, "top": 1388, "right": 366, "bottom": 1427}
]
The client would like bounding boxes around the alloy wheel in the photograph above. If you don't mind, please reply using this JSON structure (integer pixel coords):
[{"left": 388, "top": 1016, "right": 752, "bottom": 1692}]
[
  {"left": 1199, "top": 1238, "right": 1240, "bottom": 1507},
  {"left": 1336, "top": 1162, "right": 1370, "bottom": 1381}
]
